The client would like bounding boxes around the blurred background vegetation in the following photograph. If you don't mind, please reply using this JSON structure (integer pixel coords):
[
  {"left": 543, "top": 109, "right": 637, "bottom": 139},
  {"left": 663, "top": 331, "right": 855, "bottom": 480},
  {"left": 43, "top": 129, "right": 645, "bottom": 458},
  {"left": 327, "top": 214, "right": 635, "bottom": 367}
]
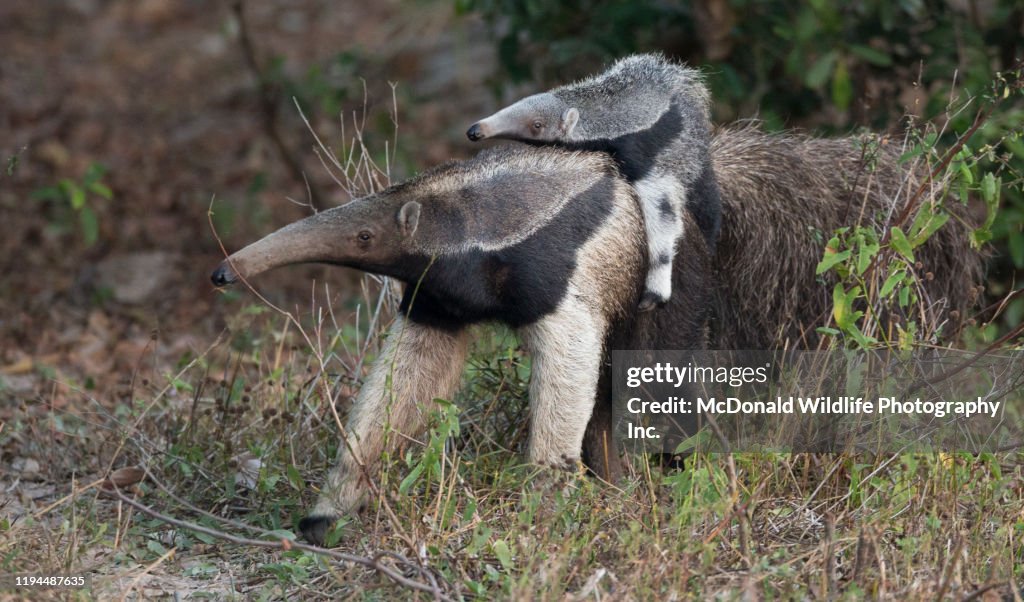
[{"left": 212, "top": 0, "right": 1024, "bottom": 333}]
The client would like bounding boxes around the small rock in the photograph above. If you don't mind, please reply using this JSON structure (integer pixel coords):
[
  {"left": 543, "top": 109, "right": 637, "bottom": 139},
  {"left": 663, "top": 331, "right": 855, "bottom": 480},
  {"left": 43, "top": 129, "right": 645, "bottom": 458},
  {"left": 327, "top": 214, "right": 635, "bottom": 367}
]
[
  {"left": 95, "top": 252, "right": 176, "bottom": 304},
  {"left": 11, "top": 457, "right": 40, "bottom": 476},
  {"left": 0, "top": 374, "right": 39, "bottom": 397}
]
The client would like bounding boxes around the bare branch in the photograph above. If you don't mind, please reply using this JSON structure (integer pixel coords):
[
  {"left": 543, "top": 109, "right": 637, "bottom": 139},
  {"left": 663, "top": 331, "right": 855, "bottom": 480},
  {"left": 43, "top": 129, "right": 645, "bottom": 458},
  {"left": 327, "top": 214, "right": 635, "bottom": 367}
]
[{"left": 103, "top": 486, "right": 453, "bottom": 601}]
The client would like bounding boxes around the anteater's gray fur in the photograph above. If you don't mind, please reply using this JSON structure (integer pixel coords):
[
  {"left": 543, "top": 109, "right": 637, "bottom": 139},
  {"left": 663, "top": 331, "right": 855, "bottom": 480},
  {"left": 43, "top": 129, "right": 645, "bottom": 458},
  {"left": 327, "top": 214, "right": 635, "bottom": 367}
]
[
  {"left": 709, "top": 124, "right": 983, "bottom": 349},
  {"left": 583, "top": 124, "right": 986, "bottom": 481}
]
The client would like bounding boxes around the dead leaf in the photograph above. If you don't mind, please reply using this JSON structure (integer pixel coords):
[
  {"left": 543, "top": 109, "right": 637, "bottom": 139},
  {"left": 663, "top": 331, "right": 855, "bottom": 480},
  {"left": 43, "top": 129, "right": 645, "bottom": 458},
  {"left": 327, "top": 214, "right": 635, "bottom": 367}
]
[
  {"left": 0, "top": 357, "right": 33, "bottom": 375},
  {"left": 233, "top": 453, "right": 262, "bottom": 490},
  {"left": 11, "top": 457, "right": 41, "bottom": 476},
  {"left": 103, "top": 466, "right": 146, "bottom": 490}
]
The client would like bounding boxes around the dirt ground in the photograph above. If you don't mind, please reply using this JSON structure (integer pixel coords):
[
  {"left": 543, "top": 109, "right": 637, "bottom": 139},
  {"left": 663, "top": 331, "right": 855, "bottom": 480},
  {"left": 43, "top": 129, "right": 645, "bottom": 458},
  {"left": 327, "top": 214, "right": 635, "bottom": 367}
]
[{"left": 0, "top": 0, "right": 503, "bottom": 405}]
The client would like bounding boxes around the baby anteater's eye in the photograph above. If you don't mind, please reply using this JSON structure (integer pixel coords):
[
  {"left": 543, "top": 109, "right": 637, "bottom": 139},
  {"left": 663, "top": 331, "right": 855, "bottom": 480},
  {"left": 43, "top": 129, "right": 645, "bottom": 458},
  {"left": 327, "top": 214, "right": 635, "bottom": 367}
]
[
  {"left": 532, "top": 120, "right": 544, "bottom": 130},
  {"left": 358, "top": 231, "right": 372, "bottom": 242}
]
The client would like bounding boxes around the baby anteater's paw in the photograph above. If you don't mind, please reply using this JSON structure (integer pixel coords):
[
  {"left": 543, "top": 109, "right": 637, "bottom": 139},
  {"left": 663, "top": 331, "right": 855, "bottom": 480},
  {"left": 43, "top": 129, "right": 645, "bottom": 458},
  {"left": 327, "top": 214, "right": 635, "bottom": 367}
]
[{"left": 638, "top": 290, "right": 669, "bottom": 312}]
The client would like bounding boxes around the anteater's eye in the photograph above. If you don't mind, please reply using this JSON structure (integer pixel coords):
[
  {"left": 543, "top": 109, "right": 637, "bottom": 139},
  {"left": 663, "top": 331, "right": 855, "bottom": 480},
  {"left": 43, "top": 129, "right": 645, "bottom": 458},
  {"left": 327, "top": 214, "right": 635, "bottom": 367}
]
[
  {"left": 358, "top": 230, "right": 372, "bottom": 242},
  {"left": 532, "top": 120, "right": 544, "bottom": 130}
]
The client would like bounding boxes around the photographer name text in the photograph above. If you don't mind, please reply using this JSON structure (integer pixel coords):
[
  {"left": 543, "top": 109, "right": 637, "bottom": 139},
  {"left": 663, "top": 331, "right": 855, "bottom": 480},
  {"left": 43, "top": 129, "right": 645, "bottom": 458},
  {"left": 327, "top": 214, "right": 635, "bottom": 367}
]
[{"left": 625, "top": 396, "right": 1001, "bottom": 419}]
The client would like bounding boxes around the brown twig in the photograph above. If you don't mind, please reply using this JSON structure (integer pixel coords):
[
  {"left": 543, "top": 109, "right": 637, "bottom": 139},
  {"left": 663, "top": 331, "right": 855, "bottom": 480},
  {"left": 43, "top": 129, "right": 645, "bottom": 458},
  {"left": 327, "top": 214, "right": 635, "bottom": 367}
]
[
  {"left": 824, "top": 513, "right": 837, "bottom": 597},
  {"left": 969, "top": 287, "right": 1024, "bottom": 324},
  {"left": 901, "top": 318, "right": 1024, "bottom": 398},
  {"left": 935, "top": 532, "right": 964, "bottom": 600},
  {"left": 962, "top": 581, "right": 1011, "bottom": 602},
  {"left": 103, "top": 486, "right": 452, "bottom": 601},
  {"left": 142, "top": 466, "right": 268, "bottom": 536}
]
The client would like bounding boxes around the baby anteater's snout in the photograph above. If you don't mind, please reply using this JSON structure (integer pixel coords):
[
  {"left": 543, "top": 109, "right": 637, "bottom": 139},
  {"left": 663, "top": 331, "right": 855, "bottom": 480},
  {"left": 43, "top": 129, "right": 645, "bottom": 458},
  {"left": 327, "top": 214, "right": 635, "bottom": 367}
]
[
  {"left": 210, "top": 262, "right": 237, "bottom": 287},
  {"left": 466, "top": 123, "right": 485, "bottom": 141}
]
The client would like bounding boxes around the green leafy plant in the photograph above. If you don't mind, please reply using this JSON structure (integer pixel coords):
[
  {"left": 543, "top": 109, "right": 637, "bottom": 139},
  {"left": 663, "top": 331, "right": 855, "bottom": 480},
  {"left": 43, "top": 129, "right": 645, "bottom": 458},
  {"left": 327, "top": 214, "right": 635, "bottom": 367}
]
[
  {"left": 31, "top": 162, "right": 112, "bottom": 246},
  {"left": 813, "top": 79, "right": 1021, "bottom": 350},
  {"left": 397, "top": 398, "right": 462, "bottom": 527}
]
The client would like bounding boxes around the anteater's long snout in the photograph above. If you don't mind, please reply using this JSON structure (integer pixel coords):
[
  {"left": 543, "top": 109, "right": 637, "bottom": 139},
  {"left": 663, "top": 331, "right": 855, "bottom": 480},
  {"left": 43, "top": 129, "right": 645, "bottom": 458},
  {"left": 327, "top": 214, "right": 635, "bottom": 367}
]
[
  {"left": 210, "top": 261, "right": 237, "bottom": 287},
  {"left": 466, "top": 123, "right": 486, "bottom": 141},
  {"left": 208, "top": 209, "right": 347, "bottom": 288}
]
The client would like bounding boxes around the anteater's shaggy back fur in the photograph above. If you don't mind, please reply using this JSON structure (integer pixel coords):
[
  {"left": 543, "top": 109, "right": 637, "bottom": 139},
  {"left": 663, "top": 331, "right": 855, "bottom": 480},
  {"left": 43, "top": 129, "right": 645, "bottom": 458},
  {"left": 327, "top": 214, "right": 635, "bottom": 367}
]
[
  {"left": 583, "top": 125, "right": 986, "bottom": 481},
  {"left": 706, "top": 125, "right": 984, "bottom": 350}
]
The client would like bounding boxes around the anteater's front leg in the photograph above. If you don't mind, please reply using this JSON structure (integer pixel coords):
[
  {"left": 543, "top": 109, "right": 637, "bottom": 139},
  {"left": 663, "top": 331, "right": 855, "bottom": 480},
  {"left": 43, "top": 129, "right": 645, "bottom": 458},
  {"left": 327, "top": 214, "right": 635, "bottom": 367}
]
[
  {"left": 299, "top": 316, "right": 470, "bottom": 545},
  {"left": 519, "top": 296, "right": 606, "bottom": 469}
]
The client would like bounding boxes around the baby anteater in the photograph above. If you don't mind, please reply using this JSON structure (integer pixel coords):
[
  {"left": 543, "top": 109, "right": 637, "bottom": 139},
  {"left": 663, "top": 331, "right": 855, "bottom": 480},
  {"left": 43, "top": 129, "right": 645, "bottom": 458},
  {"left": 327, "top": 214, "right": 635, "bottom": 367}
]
[{"left": 467, "top": 53, "right": 720, "bottom": 311}]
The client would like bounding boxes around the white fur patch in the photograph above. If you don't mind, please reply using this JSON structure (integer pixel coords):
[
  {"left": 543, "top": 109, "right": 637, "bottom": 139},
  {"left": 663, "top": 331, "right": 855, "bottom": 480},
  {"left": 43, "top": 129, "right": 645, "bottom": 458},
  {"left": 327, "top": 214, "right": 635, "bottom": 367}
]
[
  {"left": 519, "top": 291, "right": 605, "bottom": 465},
  {"left": 634, "top": 173, "right": 687, "bottom": 300},
  {"left": 514, "top": 176, "right": 643, "bottom": 466}
]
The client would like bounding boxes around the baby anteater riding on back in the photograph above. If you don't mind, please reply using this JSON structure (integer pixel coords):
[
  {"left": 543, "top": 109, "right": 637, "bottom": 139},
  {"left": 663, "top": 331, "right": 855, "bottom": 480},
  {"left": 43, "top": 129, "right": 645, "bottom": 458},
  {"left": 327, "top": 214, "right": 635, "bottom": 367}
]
[{"left": 467, "top": 54, "right": 721, "bottom": 311}]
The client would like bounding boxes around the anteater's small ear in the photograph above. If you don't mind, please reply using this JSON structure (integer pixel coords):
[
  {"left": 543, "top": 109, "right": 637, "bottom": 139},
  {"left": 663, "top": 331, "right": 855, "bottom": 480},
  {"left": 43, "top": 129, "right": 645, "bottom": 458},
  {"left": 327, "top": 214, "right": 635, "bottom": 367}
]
[
  {"left": 398, "top": 201, "right": 421, "bottom": 238},
  {"left": 560, "top": 108, "right": 579, "bottom": 137}
]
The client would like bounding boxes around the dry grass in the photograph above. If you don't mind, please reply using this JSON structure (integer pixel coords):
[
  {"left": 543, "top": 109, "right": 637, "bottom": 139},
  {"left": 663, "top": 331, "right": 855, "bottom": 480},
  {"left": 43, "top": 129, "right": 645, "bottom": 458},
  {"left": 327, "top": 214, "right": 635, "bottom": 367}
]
[{"left": 3, "top": 331, "right": 1022, "bottom": 600}]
